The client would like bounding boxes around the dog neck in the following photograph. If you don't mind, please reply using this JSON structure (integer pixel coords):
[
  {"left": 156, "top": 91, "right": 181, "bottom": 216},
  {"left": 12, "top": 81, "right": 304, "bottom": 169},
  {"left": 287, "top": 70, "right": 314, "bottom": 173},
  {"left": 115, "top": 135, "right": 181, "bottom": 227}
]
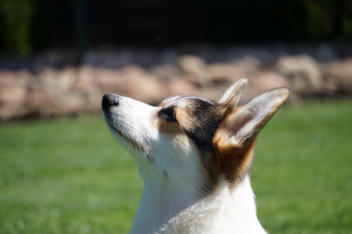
[{"left": 130, "top": 170, "right": 266, "bottom": 234}]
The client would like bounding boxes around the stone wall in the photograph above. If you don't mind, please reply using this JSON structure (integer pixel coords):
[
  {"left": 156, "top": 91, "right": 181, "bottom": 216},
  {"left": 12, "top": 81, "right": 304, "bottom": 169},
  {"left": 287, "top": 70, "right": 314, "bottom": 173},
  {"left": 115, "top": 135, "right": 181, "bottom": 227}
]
[{"left": 1, "top": 47, "right": 352, "bottom": 120}]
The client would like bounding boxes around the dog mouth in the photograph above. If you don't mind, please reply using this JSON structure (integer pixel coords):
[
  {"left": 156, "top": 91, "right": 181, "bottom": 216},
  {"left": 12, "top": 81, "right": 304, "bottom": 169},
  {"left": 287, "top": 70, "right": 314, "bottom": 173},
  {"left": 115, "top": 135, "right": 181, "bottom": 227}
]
[
  {"left": 105, "top": 116, "right": 142, "bottom": 153},
  {"left": 104, "top": 111, "right": 152, "bottom": 158},
  {"left": 115, "top": 127, "right": 139, "bottom": 148}
]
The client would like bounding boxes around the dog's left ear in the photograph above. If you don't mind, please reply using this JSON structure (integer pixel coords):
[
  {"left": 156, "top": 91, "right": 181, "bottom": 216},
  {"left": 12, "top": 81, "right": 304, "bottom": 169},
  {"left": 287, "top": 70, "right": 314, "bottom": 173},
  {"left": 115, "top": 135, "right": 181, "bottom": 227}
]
[
  {"left": 218, "top": 78, "right": 248, "bottom": 106},
  {"left": 214, "top": 88, "right": 289, "bottom": 151}
]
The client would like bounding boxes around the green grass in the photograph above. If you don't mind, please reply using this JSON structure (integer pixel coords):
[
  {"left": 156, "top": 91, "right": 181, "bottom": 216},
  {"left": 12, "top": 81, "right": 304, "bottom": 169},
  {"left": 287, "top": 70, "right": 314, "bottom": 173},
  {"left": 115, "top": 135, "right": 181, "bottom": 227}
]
[{"left": 0, "top": 100, "right": 351, "bottom": 233}]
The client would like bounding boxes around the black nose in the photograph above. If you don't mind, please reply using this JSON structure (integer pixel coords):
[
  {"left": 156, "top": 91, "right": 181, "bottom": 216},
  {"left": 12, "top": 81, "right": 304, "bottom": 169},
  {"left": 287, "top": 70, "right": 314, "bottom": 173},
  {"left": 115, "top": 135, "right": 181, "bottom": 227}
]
[{"left": 102, "top": 94, "right": 119, "bottom": 111}]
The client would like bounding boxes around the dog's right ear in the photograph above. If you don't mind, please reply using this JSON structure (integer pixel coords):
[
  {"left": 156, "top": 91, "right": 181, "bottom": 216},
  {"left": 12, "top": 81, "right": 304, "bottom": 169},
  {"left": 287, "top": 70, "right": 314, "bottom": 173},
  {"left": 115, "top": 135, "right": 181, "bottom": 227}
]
[
  {"left": 213, "top": 88, "right": 289, "bottom": 183},
  {"left": 218, "top": 79, "right": 248, "bottom": 106},
  {"left": 214, "top": 88, "right": 289, "bottom": 150}
]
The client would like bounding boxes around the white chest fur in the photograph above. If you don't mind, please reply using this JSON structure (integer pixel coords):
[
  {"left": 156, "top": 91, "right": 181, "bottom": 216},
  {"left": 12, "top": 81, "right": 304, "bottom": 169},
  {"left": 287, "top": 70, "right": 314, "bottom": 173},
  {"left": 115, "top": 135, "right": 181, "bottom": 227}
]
[{"left": 130, "top": 176, "right": 266, "bottom": 234}]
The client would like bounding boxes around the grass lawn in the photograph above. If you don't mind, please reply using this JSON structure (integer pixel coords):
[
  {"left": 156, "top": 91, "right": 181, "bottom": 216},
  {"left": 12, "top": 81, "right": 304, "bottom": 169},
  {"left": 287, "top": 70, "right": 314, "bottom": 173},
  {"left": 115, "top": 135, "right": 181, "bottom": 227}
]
[{"left": 0, "top": 100, "right": 351, "bottom": 234}]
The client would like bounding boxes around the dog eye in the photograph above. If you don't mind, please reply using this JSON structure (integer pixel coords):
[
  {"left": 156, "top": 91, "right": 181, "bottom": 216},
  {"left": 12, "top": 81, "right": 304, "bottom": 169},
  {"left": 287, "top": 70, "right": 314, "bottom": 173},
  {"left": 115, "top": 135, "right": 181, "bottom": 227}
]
[{"left": 158, "top": 107, "right": 177, "bottom": 122}]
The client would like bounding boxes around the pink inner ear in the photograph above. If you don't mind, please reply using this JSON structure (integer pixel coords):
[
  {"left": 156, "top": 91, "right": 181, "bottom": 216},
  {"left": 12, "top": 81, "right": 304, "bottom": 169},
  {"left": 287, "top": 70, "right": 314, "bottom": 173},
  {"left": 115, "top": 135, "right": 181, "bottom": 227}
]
[{"left": 230, "top": 113, "right": 254, "bottom": 137}]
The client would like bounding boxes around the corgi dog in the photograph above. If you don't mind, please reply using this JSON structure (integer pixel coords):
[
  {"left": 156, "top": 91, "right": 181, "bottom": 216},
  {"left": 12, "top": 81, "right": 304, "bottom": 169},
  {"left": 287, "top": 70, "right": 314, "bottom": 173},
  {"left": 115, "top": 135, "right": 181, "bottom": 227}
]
[{"left": 102, "top": 79, "right": 289, "bottom": 234}]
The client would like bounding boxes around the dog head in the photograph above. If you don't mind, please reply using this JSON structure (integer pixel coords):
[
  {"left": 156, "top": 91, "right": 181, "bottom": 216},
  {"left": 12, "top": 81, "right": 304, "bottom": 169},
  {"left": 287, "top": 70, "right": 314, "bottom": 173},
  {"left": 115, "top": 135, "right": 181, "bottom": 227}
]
[{"left": 102, "top": 79, "right": 289, "bottom": 190}]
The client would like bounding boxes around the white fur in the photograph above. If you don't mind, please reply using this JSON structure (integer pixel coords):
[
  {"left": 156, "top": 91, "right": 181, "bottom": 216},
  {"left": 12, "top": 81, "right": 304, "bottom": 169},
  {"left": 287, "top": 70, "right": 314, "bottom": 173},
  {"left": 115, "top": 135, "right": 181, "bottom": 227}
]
[
  {"left": 102, "top": 84, "right": 288, "bottom": 234},
  {"left": 157, "top": 176, "right": 266, "bottom": 234}
]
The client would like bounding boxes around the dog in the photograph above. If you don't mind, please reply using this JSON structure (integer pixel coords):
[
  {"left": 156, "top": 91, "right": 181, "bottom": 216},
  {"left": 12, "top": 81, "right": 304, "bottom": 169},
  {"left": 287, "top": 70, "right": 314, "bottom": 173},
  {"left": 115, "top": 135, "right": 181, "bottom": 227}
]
[{"left": 102, "top": 79, "right": 289, "bottom": 234}]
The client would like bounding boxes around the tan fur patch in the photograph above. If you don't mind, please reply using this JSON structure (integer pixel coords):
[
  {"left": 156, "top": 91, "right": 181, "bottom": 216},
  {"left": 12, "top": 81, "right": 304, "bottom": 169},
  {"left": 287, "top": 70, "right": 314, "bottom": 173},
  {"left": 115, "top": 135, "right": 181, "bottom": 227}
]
[
  {"left": 157, "top": 99, "right": 199, "bottom": 132},
  {"left": 158, "top": 120, "right": 182, "bottom": 134},
  {"left": 175, "top": 106, "right": 199, "bottom": 131},
  {"left": 213, "top": 136, "right": 256, "bottom": 184},
  {"left": 210, "top": 105, "right": 257, "bottom": 185}
]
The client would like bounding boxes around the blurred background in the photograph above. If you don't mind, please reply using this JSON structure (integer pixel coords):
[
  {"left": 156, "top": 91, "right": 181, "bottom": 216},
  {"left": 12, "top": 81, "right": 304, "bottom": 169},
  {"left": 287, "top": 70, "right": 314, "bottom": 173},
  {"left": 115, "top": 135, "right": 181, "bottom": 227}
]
[{"left": 0, "top": 0, "right": 351, "bottom": 233}]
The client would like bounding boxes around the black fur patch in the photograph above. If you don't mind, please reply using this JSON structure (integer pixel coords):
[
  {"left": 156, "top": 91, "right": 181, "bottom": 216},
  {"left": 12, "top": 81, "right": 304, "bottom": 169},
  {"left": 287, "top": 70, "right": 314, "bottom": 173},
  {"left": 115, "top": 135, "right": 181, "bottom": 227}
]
[
  {"left": 182, "top": 99, "right": 222, "bottom": 152},
  {"left": 158, "top": 106, "right": 177, "bottom": 122}
]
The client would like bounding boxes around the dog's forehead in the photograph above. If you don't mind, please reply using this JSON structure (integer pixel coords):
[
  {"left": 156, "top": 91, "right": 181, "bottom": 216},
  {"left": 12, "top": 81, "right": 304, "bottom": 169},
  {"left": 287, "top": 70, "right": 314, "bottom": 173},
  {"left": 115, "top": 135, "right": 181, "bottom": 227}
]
[{"left": 159, "top": 96, "right": 214, "bottom": 108}]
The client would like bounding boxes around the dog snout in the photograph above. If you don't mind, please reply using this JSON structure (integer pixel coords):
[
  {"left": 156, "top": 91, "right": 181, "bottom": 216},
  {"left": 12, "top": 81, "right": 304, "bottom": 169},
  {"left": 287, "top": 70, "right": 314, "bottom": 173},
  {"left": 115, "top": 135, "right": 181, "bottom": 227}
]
[{"left": 102, "top": 94, "right": 119, "bottom": 111}]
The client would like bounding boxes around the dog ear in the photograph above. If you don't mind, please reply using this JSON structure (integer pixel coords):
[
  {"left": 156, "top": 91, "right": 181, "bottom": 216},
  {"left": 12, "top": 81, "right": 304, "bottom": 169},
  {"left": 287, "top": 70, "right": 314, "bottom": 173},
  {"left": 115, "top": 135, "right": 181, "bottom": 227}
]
[
  {"left": 218, "top": 79, "right": 248, "bottom": 106},
  {"left": 214, "top": 88, "right": 289, "bottom": 151}
]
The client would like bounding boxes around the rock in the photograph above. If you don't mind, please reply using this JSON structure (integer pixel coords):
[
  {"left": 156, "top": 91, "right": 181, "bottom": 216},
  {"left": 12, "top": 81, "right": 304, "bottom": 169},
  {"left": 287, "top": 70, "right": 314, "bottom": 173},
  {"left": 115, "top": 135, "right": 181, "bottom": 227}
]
[
  {"left": 38, "top": 67, "right": 77, "bottom": 92},
  {"left": 208, "top": 56, "right": 261, "bottom": 84},
  {"left": 246, "top": 71, "right": 291, "bottom": 102},
  {"left": 250, "top": 71, "right": 290, "bottom": 92},
  {"left": 231, "top": 56, "right": 262, "bottom": 74},
  {"left": 196, "top": 71, "right": 289, "bottom": 104},
  {"left": 150, "top": 64, "right": 180, "bottom": 81},
  {"left": 93, "top": 67, "right": 125, "bottom": 94},
  {"left": 177, "top": 55, "right": 209, "bottom": 86},
  {"left": 73, "top": 66, "right": 103, "bottom": 112},
  {"left": 323, "top": 59, "right": 352, "bottom": 93},
  {"left": 0, "top": 70, "right": 31, "bottom": 119},
  {"left": 73, "top": 66, "right": 97, "bottom": 93},
  {"left": 208, "top": 63, "right": 245, "bottom": 83},
  {"left": 275, "top": 55, "right": 323, "bottom": 93},
  {"left": 165, "top": 76, "right": 198, "bottom": 97},
  {"left": 94, "top": 65, "right": 165, "bottom": 104},
  {"left": 29, "top": 67, "right": 88, "bottom": 116},
  {"left": 192, "top": 85, "right": 230, "bottom": 101},
  {"left": 28, "top": 84, "right": 85, "bottom": 117},
  {"left": 119, "top": 66, "right": 166, "bottom": 103}
]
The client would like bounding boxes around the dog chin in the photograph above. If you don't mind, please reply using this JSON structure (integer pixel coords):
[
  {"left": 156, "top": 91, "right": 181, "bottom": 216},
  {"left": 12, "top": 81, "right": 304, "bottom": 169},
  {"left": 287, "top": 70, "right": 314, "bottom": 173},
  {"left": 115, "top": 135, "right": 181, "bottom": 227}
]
[{"left": 105, "top": 118, "right": 152, "bottom": 159}]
